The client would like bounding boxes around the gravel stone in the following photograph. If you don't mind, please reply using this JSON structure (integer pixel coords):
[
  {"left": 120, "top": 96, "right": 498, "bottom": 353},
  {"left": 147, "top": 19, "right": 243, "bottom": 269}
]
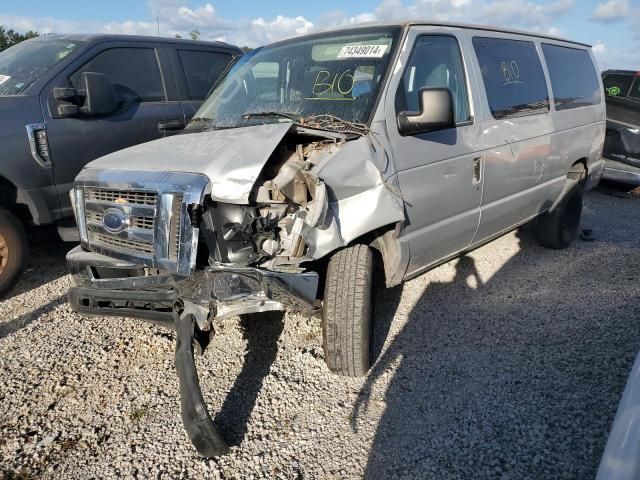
[{"left": 0, "top": 189, "right": 639, "bottom": 479}]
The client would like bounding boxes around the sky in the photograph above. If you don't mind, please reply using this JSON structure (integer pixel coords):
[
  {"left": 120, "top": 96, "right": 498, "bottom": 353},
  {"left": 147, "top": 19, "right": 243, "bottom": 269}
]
[{"left": 1, "top": 0, "right": 639, "bottom": 70}]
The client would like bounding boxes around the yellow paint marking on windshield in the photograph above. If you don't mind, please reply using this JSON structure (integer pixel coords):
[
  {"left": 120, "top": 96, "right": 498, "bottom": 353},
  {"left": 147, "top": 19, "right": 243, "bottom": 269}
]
[
  {"left": 303, "top": 97, "right": 356, "bottom": 101},
  {"left": 312, "top": 69, "right": 356, "bottom": 97}
]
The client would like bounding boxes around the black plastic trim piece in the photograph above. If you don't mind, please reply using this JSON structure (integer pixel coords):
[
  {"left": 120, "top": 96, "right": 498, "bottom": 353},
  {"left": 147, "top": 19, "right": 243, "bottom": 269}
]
[
  {"left": 175, "top": 314, "right": 229, "bottom": 457},
  {"left": 68, "top": 286, "right": 178, "bottom": 329}
]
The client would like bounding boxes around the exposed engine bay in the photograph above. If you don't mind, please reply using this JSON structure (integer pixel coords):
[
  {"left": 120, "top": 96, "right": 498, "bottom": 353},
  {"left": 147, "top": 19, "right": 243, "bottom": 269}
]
[{"left": 191, "top": 123, "right": 403, "bottom": 276}]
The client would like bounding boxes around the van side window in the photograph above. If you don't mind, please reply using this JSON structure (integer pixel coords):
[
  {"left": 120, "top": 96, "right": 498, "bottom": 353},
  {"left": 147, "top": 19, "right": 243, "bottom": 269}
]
[
  {"left": 603, "top": 74, "right": 634, "bottom": 98},
  {"left": 472, "top": 37, "right": 549, "bottom": 119},
  {"left": 70, "top": 48, "right": 164, "bottom": 103},
  {"left": 542, "top": 44, "right": 601, "bottom": 110},
  {"left": 396, "top": 35, "right": 470, "bottom": 123},
  {"left": 178, "top": 50, "right": 232, "bottom": 100}
]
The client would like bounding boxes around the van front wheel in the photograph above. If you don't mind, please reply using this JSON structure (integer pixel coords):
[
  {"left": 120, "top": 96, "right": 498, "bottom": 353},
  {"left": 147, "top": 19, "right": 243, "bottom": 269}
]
[
  {"left": 537, "top": 179, "right": 583, "bottom": 250},
  {"left": 0, "top": 207, "right": 28, "bottom": 298},
  {"left": 322, "top": 244, "right": 373, "bottom": 377}
]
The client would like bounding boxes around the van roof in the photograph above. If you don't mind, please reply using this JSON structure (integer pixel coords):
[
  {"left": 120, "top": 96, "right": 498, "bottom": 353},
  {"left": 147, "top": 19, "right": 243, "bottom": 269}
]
[
  {"left": 292, "top": 20, "right": 591, "bottom": 48},
  {"left": 29, "top": 33, "right": 243, "bottom": 53}
]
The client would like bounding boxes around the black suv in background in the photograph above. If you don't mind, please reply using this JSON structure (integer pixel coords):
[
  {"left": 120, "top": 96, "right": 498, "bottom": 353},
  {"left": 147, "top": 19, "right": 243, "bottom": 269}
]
[
  {"left": 602, "top": 70, "right": 640, "bottom": 186},
  {"left": 0, "top": 34, "right": 242, "bottom": 295}
]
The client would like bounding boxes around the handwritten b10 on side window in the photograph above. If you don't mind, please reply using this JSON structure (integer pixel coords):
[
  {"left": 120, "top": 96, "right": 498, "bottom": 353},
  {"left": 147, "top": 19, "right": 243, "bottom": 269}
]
[{"left": 501, "top": 60, "right": 523, "bottom": 86}]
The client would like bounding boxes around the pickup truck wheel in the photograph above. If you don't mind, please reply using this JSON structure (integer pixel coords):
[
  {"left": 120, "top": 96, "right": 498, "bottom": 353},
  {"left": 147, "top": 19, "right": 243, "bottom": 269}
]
[
  {"left": 322, "top": 244, "right": 373, "bottom": 377},
  {"left": 537, "top": 179, "right": 583, "bottom": 250},
  {"left": 0, "top": 207, "right": 28, "bottom": 298}
]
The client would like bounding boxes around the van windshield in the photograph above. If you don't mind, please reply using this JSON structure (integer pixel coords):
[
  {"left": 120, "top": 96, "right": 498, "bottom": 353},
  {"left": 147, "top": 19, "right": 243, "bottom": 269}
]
[
  {"left": 0, "top": 39, "right": 83, "bottom": 96},
  {"left": 192, "top": 27, "right": 400, "bottom": 131}
]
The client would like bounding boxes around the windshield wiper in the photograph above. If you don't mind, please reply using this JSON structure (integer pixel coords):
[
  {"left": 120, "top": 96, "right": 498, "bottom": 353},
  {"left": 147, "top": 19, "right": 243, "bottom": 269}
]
[
  {"left": 242, "top": 111, "right": 299, "bottom": 122},
  {"left": 301, "top": 114, "right": 369, "bottom": 137}
]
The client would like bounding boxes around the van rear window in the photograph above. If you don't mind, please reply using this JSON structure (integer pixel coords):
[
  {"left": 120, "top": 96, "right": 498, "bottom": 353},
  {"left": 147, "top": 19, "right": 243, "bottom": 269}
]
[
  {"left": 542, "top": 44, "right": 601, "bottom": 111},
  {"left": 472, "top": 37, "right": 549, "bottom": 120}
]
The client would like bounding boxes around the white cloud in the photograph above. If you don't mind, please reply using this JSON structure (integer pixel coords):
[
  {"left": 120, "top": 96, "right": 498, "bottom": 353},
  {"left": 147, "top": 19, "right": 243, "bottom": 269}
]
[
  {"left": 590, "top": 0, "right": 631, "bottom": 24},
  {"left": 479, "top": 0, "right": 574, "bottom": 31}
]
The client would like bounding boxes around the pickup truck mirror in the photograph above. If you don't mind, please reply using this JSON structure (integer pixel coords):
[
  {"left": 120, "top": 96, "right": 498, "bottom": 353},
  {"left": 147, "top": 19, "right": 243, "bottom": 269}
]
[
  {"left": 397, "top": 88, "right": 455, "bottom": 136},
  {"left": 80, "top": 72, "right": 117, "bottom": 116}
]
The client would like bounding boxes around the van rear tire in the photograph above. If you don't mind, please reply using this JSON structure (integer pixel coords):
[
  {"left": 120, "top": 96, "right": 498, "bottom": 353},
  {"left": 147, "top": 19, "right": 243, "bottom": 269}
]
[
  {"left": 322, "top": 244, "right": 373, "bottom": 377},
  {"left": 537, "top": 179, "right": 583, "bottom": 250},
  {"left": 0, "top": 207, "right": 28, "bottom": 298}
]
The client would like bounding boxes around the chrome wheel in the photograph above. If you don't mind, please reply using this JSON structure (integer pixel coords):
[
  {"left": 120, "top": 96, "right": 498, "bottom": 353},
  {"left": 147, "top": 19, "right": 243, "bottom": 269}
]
[{"left": 0, "top": 231, "right": 8, "bottom": 276}]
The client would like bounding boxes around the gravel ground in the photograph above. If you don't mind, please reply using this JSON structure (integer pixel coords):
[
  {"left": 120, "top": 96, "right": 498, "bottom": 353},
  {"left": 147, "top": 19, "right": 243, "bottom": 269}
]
[{"left": 0, "top": 188, "right": 639, "bottom": 480}]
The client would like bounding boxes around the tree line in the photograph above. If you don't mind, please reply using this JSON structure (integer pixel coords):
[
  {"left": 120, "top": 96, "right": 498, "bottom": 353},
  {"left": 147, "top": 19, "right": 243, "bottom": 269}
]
[{"left": 0, "top": 26, "right": 38, "bottom": 52}]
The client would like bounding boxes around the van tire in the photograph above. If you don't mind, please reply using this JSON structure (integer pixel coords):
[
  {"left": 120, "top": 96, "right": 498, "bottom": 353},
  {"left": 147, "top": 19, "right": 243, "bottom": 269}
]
[
  {"left": 0, "top": 207, "right": 28, "bottom": 298},
  {"left": 537, "top": 179, "right": 583, "bottom": 250},
  {"left": 322, "top": 244, "right": 373, "bottom": 377}
]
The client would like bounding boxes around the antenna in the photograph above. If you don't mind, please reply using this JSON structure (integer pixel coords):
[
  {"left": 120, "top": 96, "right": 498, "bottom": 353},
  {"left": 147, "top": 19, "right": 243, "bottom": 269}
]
[{"left": 157, "top": 17, "right": 160, "bottom": 37}]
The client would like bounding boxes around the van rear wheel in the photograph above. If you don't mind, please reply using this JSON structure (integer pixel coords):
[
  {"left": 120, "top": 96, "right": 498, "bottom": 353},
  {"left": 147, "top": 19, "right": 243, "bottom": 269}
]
[
  {"left": 537, "top": 179, "right": 583, "bottom": 250},
  {"left": 322, "top": 244, "right": 373, "bottom": 377},
  {"left": 0, "top": 207, "right": 28, "bottom": 298}
]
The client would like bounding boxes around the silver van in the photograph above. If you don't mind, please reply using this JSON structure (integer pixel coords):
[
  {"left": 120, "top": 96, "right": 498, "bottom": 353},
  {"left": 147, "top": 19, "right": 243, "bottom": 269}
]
[{"left": 66, "top": 22, "right": 605, "bottom": 455}]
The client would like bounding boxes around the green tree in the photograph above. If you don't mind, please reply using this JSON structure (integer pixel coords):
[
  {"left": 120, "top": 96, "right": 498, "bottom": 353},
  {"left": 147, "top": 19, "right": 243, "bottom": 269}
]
[
  {"left": 0, "top": 26, "right": 38, "bottom": 52},
  {"left": 189, "top": 30, "right": 200, "bottom": 40}
]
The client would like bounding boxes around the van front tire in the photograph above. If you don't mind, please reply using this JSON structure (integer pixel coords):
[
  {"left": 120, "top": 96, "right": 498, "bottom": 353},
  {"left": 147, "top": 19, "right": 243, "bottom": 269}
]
[
  {"left": 322, "top": 244, "right": 373, "bottom": 377},
  {"left": 0, "top": 207, "right": 28, "bottom": 298},
  {"left": 537, "top": 179, "right": 583, "bottom": 250}
]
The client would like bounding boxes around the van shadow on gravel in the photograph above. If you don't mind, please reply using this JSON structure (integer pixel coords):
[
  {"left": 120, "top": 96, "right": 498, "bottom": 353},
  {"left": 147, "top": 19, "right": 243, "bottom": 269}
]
[
  {"left": 354, "top": 224, "right": 640, "bottom": 480},
  {"left": 214, "top": 312, "right": 285, "bottom": 446}
]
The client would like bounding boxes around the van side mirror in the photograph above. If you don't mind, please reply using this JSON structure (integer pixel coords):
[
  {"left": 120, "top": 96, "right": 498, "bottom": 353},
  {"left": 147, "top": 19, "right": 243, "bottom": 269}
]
[
  {"left": 81, "top": 72, "right": 117, "bottom": 116},
  {"left": 397, "top": 88, "right": 455, "bottom": 136}
]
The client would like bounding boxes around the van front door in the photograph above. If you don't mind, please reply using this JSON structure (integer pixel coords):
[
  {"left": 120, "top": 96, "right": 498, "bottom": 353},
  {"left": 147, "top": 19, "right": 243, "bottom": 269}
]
[{"left": 385, "top": 28, "right": 485, "bottom": 277}]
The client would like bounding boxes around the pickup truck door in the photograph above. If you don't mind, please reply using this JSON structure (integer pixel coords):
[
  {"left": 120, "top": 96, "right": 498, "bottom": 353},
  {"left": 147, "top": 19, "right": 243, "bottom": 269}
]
[
  {"left": 41, "top": 42, "right": 184, "bottom": 218},
  {"left": 385, "top": 27, "right": 485, "bottom": 277},
  {"left": 166, "top": 46, "right": 237, "bottom": 121}
]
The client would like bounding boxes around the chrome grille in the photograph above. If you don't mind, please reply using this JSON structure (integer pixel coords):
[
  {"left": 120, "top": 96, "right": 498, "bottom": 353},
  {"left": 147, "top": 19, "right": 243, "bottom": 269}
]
[
  {"left": 74, "top": 170, "right": 209, "bottom": 276},
  {"left": 87, "top": 211, "right": 155, "bottom": 230},
  {"left": 92, "top": 233, "right": 154, "bottom": 255},
  {"left": 168, "top": 195, "right": 182, "bottom": 261},
  {"left": 85, "top": 188, "right": 157, "bottom": 206},
  {"left": 84, "top": 187, "right": 158, "bottom": 258}
]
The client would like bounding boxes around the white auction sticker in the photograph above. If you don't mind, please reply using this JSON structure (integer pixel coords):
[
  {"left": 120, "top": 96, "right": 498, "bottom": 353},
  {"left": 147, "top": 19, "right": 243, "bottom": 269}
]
[
  {"left": 337, "top": 44, "right": 388, "bottom": 59},
  {"left": 0, "top": 75, "right": 10, "bottom": 85}
]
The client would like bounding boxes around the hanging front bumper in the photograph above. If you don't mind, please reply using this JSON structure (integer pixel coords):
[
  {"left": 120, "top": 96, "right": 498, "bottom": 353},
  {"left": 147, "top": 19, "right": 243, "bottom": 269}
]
[{"left": 66, "top": 245, "right": 320, "bottom": 328}]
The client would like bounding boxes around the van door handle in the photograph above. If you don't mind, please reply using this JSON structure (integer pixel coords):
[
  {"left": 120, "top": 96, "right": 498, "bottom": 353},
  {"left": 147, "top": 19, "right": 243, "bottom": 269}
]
[
  {"left": 472, "top": 157, "right": 482, "bottom": 185},
  {"left": 157, "top": 119, "right": 185, "bottom": 132}
]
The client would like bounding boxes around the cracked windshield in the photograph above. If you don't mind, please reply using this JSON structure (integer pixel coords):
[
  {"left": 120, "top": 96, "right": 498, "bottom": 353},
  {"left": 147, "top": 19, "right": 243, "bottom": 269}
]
[{"left": 191, "top": 27, "right": 400, "bottom": 132}]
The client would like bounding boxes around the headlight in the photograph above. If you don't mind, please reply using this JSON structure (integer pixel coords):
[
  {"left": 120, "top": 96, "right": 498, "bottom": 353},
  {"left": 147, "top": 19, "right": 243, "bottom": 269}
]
[{"left": 70, "top": 187, "right": 88, "bottom": 244}]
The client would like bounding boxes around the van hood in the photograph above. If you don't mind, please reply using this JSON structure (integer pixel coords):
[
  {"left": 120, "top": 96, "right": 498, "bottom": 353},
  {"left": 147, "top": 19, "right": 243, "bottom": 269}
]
[{"left": 83, "top": 123, "right": 294, "bottom": 204}]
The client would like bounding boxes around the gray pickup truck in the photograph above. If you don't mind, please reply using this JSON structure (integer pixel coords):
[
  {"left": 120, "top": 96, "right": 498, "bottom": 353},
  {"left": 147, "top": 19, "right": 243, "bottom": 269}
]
[{"left": 0, "top": 34, "right": 241, "bottom": 295}]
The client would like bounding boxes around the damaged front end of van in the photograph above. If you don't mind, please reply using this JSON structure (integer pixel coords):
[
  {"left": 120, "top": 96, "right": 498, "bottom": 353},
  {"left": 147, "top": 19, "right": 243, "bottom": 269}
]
[
  {"left": 66, "top": 26, "right": 406, "bottom": 455},
  {"left": 66, "top": 120, "right": 404, "bottom": 455}
]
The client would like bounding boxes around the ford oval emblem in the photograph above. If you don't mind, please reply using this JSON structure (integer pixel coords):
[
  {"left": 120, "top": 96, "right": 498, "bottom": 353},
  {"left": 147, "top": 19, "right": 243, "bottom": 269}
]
[{"left": 102, "top": 208, "right": 129, "bottom": 233}]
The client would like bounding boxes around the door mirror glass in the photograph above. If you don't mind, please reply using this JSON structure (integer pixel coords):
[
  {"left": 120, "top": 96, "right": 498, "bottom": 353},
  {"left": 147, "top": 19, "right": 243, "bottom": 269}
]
[
  {"left": 398, "top": 87, "right": 455, "bottom": 136},
  {"left": 81, "top": 72, "right": 117, "bottom": 116}
]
